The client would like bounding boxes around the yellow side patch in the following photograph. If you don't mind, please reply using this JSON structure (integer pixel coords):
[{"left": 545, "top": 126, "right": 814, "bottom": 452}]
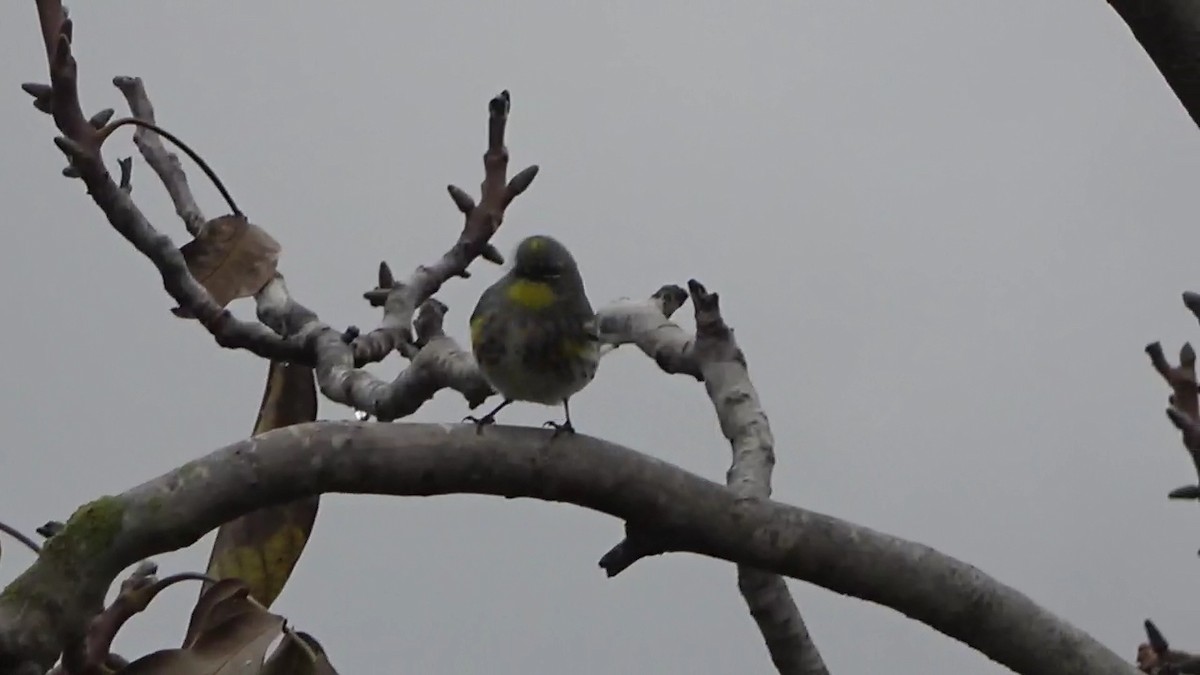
[
  {"left": 470, "top": 315, "right": 487, "bottom": 345},
  {"left": 506, "top": 279, "right": 556, "bottom": 309},
  {"left": 562, "top": 339, "right": 589, "bottom": 357}
]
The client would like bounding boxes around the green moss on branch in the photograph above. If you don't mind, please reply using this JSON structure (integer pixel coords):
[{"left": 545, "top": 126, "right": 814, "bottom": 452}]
[{"left": 40, "top": 496, "right": 125, "bottom": 567}]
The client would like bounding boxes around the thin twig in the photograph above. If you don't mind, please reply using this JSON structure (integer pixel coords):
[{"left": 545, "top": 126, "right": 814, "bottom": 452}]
[
  {"left": 77, "top": 567, "right": 216, "bottom": 674},
  {"left": 0, "top": 521, "right": 41, "bottom": 555}
]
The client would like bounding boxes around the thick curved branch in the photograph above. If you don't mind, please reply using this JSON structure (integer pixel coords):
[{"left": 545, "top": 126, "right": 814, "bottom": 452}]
[
  {"left": 599, "top": 281, "right": 827, "bottom": 675},
  {"left": 1107, "top": 0, "right": 1200, "bottom": 129},
  {"left": 0, "top": 423, "right": 1135, "bottom": 674}
]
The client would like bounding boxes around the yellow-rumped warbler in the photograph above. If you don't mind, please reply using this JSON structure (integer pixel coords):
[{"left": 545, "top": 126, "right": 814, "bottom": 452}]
[{"left": 465, "top": 234, "right": 601, "bottom": 436}]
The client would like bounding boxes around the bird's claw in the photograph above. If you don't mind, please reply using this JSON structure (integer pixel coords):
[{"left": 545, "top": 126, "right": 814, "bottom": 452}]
[
  {"left": 542, "top": 420, "right": 575, "bottom": 438},
  {"left": 463, "top": 414, "right": 497, "bottom": 434}
]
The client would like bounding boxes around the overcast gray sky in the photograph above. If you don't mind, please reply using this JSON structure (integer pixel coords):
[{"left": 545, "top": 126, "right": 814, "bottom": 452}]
[{"left": 3, "top": 1, "right": 1199, "bottom": 672}]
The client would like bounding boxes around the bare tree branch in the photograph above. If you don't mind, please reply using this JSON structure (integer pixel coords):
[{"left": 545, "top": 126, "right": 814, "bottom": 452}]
[
  {"left": 0, "top": 423, "right": 1135, "bottom": 675},
  {"left": 26, "top": 9, "right": 585, "bottom": 423},
  {"left": 595, "top": 284, "right": 700, "bottom": 377},
  {"left": 1137, "top": 618, "right": 1200, "bottom": 674},
  {"left": 68, "top": 561, "right": 212, "bottom": 675},
  {"left": 599, "top": 281, "right": 827, "bottom": 675},
  {"left": 106, "top": 69, "right": 512, "bottom": 417},
  {"left": 111, "top": 76, "right": 206, "bottom": 236},
  {"left": 0, "top": 522, "right": 41, "bottom": 556},
  {"left": 1146, "top": 335, "right": 1200, "bottom": 497},
  {"left": 1107, "top": 0, "right": 1200, "bottom": 129},
  {"left": 73, "top": 32, "right": 701, "bottom": 430},
  {"left": 686, "top": 281, "right": 828, "bottom": 675},
  {"left": 101, "top": 71, "right": 693, "bottom": 428},
  {"left": 22, "top": 7, "right": 309, "bottom": 364},
  {"left": 350, "top": 87, "right": 526, "bottom": 367}
]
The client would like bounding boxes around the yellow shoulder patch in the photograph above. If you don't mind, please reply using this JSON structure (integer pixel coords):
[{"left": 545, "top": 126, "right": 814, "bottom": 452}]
[
  {"left": 470, "top": 315, "right": 487, "bottom": 345},
  {"left": 506, "top": 279, "right": 556, "bottom": 309}
]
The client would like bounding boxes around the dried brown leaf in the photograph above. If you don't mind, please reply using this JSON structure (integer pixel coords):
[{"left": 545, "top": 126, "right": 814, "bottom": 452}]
[
  {"left": 172, "top": 214, "right": 280, "bottom": 318},
  {"left": 203, "top": 362, "right": 318, "bottom": 608},
  {"left": 119, "top": 579, "right": 284, "bottom": 675},
  {"left": 261, "top": 630, "right": 339, "bottom": 675},
  {"left": 183, "top": 579, "right": 252, "bottom": 649}
]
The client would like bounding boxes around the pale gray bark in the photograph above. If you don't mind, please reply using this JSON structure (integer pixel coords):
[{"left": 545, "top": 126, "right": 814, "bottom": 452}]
[
  {"left": 599, "top": 283, "right": 828, "bottom": 675},
  {"left": 0, "top": 423, "right": 1137, "bottom": 674},
  {"left": 112, "top": 76, "right": 207, "bottom": 236},
  {"left": 101, "top": 75, "right": 518, "bottom": 419}
]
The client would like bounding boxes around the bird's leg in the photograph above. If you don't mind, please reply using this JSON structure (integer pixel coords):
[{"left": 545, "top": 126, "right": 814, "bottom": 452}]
[
  {"left": 464, "top": 398, "right": 513, "bottom": 433},
  {"left": 543, "top": 399, "right": 576, "bottom": 438}
]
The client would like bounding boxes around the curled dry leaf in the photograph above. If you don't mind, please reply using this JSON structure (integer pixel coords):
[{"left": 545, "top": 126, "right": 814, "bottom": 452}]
[
  {"left": 118, "top": 579, "right": 284, "bottom": 675},
  {"left": 261, "top": 629, "right": 339, "bottom": 675},
  {"left": 183, "top": 579, "right": 253, "bottom": 649},
  {"left": 172, "top": 214, "right": 281, "bottom": 318}
]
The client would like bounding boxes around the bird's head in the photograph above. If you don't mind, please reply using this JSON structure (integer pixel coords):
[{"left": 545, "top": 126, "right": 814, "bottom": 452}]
[{"left": 510, "top": 235, "right": 580, "bottom": 281}]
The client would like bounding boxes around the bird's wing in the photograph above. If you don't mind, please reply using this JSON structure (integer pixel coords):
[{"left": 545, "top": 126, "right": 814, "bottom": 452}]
[{"left": 470, "top": 278, "right": 508, "bottom": 325}]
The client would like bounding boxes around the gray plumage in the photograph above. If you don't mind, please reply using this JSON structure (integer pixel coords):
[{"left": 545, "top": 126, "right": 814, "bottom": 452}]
[{"left": 467, "top": 235, "right": 601, "bottom": 434}]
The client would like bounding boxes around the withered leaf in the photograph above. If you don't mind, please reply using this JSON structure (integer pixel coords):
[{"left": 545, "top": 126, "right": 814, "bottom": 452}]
[
  {"left": 119, "top": 579, "right": 284, "bottom": 675},
  {"left": 172, "top": 214, "right": 280, "bottom": 318},
  {"left": 203, "top": 361, "right": 318, "bottom": 608},
  {"left": 261, "top": 630, "right": 340, "bottom": 675},
  {"left": 184, "top": 579, "right": 255, "bottom": 649}
]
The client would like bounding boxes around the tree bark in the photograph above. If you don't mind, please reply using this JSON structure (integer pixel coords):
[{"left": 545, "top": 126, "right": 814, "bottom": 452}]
[
  {"left": 0, "top": 422, "right": 1136, "bottom": 674},
  {"left": 1108, "top": 0, "right": 1200, "bottom": 127}
]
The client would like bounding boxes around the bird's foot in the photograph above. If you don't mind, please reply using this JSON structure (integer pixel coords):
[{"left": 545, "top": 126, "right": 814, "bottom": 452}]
[
  {"left": 463, "top": 413, "right": 498, "bottom": 434},
  {"left": 543, "top": 419, "right": 576, "bottom": 439}
]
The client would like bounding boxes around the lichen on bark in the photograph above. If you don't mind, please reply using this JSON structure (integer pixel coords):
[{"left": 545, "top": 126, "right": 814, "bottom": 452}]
[
  {"left": 41, "top": 496, "right": 125, "bottom": 567},
  {"left": 0, "top": 497, "right": 127, "bottom": 671}
]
